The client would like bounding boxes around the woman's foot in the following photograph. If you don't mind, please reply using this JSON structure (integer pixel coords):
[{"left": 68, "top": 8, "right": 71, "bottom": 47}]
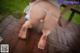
[
  {"left": 18, "top": 31, "right": 27, "bottom": 39},
  {"left": 18, "top": 21, "right": 31, "bottom": 39},
  {"left": 19, "top": 35, "right": 26, "bottom": 39},
  {"left": 38, "top": 35, "right": 47, "bottom": 49}
]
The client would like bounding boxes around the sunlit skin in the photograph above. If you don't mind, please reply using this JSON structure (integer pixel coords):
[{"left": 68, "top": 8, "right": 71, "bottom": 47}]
[{"left": 18, "top": 0, "right": 60, "bottom": 49}]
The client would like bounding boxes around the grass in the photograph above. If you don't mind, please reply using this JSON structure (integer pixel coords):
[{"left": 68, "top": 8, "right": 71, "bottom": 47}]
[
  {"left": 0, "top": 0, "right": 29, "bottom": 13},
  {"left": 0, "top": 0, "right": 29, "bottom": 21},
  {"left": 61, "top": 7, "right": 80, "bottom": 24},
  {"left": 72, "top": 13, "right": 80, "bottom": 24}
]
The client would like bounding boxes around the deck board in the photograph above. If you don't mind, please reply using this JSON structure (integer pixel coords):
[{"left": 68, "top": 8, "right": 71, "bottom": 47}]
[
  {"left": 0, "top": 15, "right": 47, "bottom": 53},
  {"left": 0, "top": 15, "right": 80, "bottom": 53}
]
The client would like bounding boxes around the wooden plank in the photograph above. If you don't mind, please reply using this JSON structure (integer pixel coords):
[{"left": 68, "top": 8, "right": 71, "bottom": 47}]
[
  {"left": 0, "top": 16, "right": 21, "bottom": 53},
  {"left": 0, "top": 15, "right": 80, "bottom": 53},
  {"left": 47, "top": 20, "right": 80, "bottom": 53},
  {"left": 0, "top": 15, "right": 47, "bottom": 53},
  {"left": 0, "top": 15, "right": 18, "bottom": 34}
]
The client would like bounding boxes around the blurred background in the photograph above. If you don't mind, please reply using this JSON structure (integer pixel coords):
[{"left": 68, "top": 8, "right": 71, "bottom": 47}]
[
  {"left": 0, "top": 0, "right": 29, "bottom": 22},
  {"left": 0, "top": 0, "right": 80, "bottom": 24}
]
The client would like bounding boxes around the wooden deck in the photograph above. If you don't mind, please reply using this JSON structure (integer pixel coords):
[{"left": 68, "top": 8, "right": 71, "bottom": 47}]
[
  {"left": 0, "top": 15, "right": 80, "bottom": 53},
  {"left": 0, "top": 15, "right": 47, "bottom": 53}
]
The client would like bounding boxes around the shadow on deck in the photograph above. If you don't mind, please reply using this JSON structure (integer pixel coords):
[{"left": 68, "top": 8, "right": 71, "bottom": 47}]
[{"left": 0, "top": 15, "right": 80, "bottom": 53}]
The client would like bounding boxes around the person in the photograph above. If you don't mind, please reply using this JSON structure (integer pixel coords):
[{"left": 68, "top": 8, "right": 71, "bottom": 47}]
[
  {"left": 18, "top": 0, "right": 60, "bottom": 49},
  {"left": 18, "top": 0, "right": 36, "bottom": 39},
  {"left": 24, "top": 0, "right": 61, "bottom": 20}
]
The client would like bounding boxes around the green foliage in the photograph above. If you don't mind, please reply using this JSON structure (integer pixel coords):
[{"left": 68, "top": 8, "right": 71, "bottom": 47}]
[
  {"left": 0, "top": 0, "right": 29, "bottom": 14},
  {"left": 63, "top": 10, "right": 80, "bottom": 24},
  {"left": 61, "top": 5, "right": 80, "bottom": 24},
  {"left": 0, "top": 0, "right": 29, "bottom": 22}
]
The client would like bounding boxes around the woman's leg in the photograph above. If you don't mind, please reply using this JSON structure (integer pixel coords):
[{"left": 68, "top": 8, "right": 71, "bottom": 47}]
[
  {"left": 38, "top": 29, "right": 51, "bottom": 49},
  {"left": 18, "top": 21, "right": 32, "bottom": 39}
]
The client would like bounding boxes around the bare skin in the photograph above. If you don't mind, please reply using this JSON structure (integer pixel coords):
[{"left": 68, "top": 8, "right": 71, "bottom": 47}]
[
  {"left": 18, "top": 0, "right": 60, "bottom": 49},
  {"left": 18, "top": 21, "right": 32, "bottom": 39}
]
